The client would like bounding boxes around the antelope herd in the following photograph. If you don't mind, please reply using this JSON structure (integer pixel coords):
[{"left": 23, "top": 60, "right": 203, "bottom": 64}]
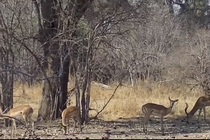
[
  {"left": 141, "top": 95, "right": 210, "bottom": 134},
  {"left": 0, "top": 95, "right": 210, "bottom": 138}
]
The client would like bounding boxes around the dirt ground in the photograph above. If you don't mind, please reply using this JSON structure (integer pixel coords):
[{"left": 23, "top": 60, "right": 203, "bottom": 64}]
[{"left": 0, "top": 116, "right": 210, "bottom": 139}]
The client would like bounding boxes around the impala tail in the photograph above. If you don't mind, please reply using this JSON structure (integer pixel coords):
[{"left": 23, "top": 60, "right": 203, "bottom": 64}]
[{"left": 62, "top": 117, "right": 68, "bottom": 127}]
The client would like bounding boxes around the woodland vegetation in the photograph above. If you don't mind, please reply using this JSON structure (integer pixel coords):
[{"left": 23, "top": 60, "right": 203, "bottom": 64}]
[{"left": 0, "top": 0, "right": 210, "bottom": 125}]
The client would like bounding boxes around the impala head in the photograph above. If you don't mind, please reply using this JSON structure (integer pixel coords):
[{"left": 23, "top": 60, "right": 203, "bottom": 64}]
[
  {"left": 184, "top": 102, "right": 189, "bottom": 118},
  {"left": 184, "top": 102, "right": 188, "bottom": 114},
  {"left": 182, "top": 102, "right": 192, "bottom": 123},
  {"left": 168, "top": 97, "right": 179, "bottom": 107}
]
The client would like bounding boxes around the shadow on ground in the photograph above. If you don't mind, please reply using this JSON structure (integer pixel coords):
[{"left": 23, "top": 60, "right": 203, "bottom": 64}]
[
  {"left": 0, "top": 115, "right": 210, "bottom": 139},
  {"left": 87, "top": 115, "right": 210, "bottom": 136}
]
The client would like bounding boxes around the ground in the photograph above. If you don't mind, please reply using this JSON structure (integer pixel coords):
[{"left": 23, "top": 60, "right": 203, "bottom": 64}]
[{"left": 0, "top": 116, "right": 210, "bottom": 139}]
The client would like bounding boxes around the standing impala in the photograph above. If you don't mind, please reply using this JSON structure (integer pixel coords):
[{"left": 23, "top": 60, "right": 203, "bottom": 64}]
[
  {"left": 0, "top": 104, "right": 34, "bottom": 138},
  {"left": 141, "top": 97, "right": 178, "bottom": 134},
  {"left": 185, "top": 95, "right": 210, "bottom": 122},
  {"left": 61, "top": 106, "right": 82, "bottom": 135}
]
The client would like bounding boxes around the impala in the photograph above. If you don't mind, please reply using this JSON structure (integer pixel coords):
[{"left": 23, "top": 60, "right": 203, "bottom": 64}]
[
  {"left": 141, "top": 97, "right": 178, "bottom": 134},
  {"left": 61, "top": 106, "right": 82, "bottom": 135},
  {"left": 185, "top": 95, "right": 210, "bottom": 122},
  {"left": 0, "top": 104, "right": 34, "bottom": 138}
]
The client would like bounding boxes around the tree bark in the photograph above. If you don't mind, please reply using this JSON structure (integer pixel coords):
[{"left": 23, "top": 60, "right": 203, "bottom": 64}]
[
  {"left": 36, "top": 0, "right": 61, "bottom": 120},
  {"left": 81, "top": 33, "right": 93, "bottom": 124},
  {"left": 0, "top": 47, "right": 14, "bottom": 126},
  {"left": 35, "top": 0, "right": 93, "bottom": 121}
]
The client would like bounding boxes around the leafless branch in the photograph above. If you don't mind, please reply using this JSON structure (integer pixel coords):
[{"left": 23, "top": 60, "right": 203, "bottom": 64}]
[
  {"left": 32, "top": 0, "right": 43, "bottom": 31},
  {"left": 93, "top": 82, "right": 122, "bottom": 119}
]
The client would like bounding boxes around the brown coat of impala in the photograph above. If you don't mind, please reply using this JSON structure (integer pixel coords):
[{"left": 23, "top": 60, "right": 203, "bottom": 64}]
[
  {"left": 0, "top": 104, "right": 34, "bottom": 138},
  {"left": 141, "top": 97, "right": 178, "bottom": 134},
  {"left": 61, "top": 106, "right": 82, "bottom": 135},
  {"left": 185, "top": 95, "right": 210, "bottom": 122}
]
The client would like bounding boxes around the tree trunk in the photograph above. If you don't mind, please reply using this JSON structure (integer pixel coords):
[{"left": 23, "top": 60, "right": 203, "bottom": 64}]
[
  {"left": 58, "top": 46, "right": 70, "bottom": 117},
  {"left": 81, "top": 33, "right": 93, "bottom": 124},
  {"left": 2, "top": 72, "right": 13, "bottom": 127},
  {"left": 35, "top": 0, "right": 93, "bottom": 121},
  {"left": 71, "top": 47, "right": 81, "bottom": 108},
  {"left": 0, "top": 48, "right": 14, "bottom": 126},
  {"left": 36, "top": 0, "right": 61, "bottom": 121}
]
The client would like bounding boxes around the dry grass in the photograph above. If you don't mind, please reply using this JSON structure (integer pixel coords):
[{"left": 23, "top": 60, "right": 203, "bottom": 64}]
[
  {"left": 13, "top": 80, "right": 208, "bottom": 121},
  {"left": 13, "top": 82, "right": 42, "bottom": 120}
]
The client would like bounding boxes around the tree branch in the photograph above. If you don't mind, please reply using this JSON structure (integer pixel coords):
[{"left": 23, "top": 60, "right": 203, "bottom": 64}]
[
  {"left": 32, "top": 0, "right": 43, "bottom": 31},
  {"left": 0, "top": 114, "right": 26, "bottom": 126},
  {"left": 93, "top": 82, "right": 122, "bottom": 119}
]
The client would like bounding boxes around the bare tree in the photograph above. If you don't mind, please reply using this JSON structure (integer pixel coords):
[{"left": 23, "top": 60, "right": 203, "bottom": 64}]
[
  {"left": 0, "top": 0, "right": 40, "bottom": 126},
  {"left": 32, "top": 0, "right": 93, "bottom": 121}
]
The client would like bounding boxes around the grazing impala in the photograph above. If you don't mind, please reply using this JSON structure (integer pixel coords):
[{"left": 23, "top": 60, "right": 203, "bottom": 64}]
[
  {"left": 185, "top": 95, "right": 210, "bottom": 122},
  {"left": 61, "top": 106, "right": 82, "bottom": 135},
  {"left": 0, "top": 104, "right": 34, "bottom": 138},
  {"left": 141, "top": 97, "right": 178, "bottom": 134}
]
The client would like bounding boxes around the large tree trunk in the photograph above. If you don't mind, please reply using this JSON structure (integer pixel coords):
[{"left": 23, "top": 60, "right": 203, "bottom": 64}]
[
  {"left": 0, "top": 47, "right": 14, "bottom": 126},
  {"left": 35, "top": 0, "right": 93, "bottom": 121},
  {"left": 2, "top": 70, "right": 14, "bottom": 127},
  {"left": 36, "top": 0, "right": 62, "bottom": 120},
  {"left": 81, "top": 33, "right": 93, "bottom": 124}
]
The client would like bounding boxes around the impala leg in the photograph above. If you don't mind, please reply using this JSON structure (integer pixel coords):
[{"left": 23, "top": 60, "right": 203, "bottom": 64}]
[
  {"left": 143, "top": 115, "right": 146, "bottom": 132},
  {"left": 203, "top": 107, "right": 206, "bottom": 121},
  {"left": 160, "top": 116, "right": 164, "bottom": 134},
  {"left": 143, "top": 114, "right": 150, "bottom": 133},
  {"left": 62, "top": 118, "right": 66, "bottom": 135},
  {"left": 22, "top": 114, "right": 30, "bottom": 136},
  {"left": 12, "top": 119, "right": 17, "bottom": 138},
  {"left": 28, "top": 115, "right": 35, "bottom": 135},
  {"left": 63, "top": 125, "right": 66, "bottom": 135},
  {"left": 14, "top": 119, "right": 17, "bottom": 138},
  {"left": 198, "top": 108, "right": 202, "bottom": 121},
  {"left": 11, "top": 119, "right": 14, "bottom": 138},
  {"left": 67, "top": 119, "right": 70, "bottom": 135},
  {"left": 63, "top": 124, "right": 67, "bottom": 135},
  {"left": 74, "top": 117, "right": 77, "bottom": 128},
  {"left": 77, "top": 116, "right": 82, "bottom": 132},
  {"left": 29, "top": 115, "right": 34, "bottom": 130},
  {"left": 31, "top": 118, "right": 35, "bottom": 133},
  {"left": 22, "top": 114, "right": 28, "bottom": 127},
  {"left": 143, "top": 115, "right": 146, "bottom": 133},
  {"left": 73, "top": 117, "right": 77, "bottom": 133},
  {"left": 63, "top": 117, "right": 68, "bottom": 135}
]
